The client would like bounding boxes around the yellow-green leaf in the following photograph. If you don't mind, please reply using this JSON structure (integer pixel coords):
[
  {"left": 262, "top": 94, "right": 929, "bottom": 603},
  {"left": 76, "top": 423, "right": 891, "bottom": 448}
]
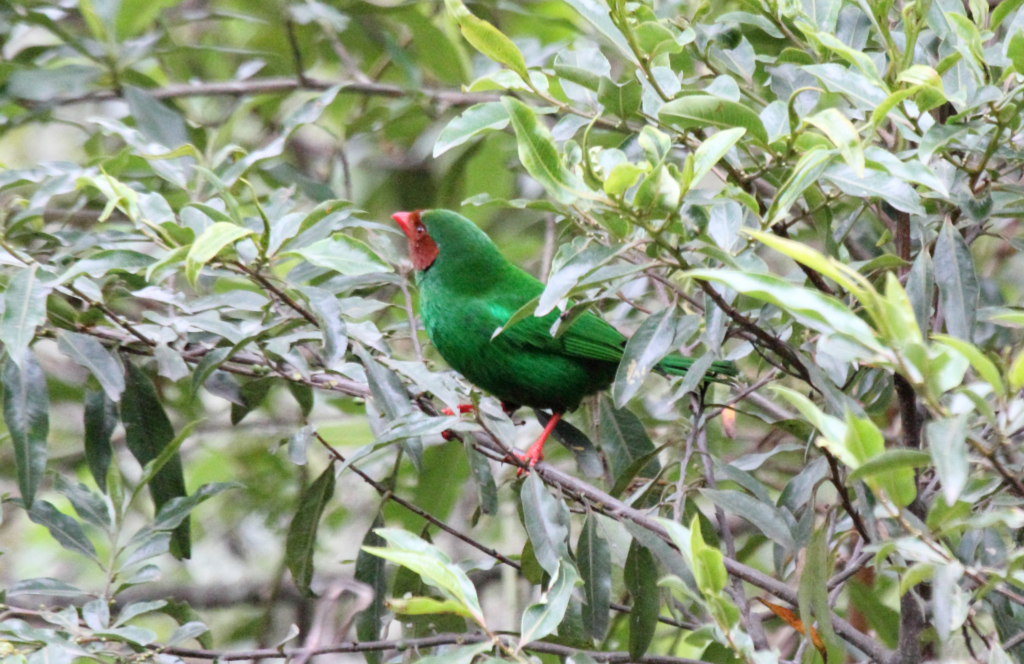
[
  {"left": 185, "top": 222, "right": 255, "bottom": 286},
  {"left": 445, "top": 0, "right": 529, "bottom": 81}
]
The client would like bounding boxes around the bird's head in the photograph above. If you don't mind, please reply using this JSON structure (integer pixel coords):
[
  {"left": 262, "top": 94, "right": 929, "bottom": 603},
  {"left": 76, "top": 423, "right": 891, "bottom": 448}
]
[
  {"left": 392, "top": 209, "right": 502, "bottom": 273},
  {"left": 392, "top": 210, "right": 438, "bottom": 271}
]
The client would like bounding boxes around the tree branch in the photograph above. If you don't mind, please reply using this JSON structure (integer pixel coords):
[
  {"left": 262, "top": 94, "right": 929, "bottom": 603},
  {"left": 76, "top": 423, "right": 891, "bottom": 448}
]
[
  {"left": 26, "top": 77, "right": 497, "bottom": 108},
  {"left": 163, "top": 632, "right": 708, "bottom": 663}
]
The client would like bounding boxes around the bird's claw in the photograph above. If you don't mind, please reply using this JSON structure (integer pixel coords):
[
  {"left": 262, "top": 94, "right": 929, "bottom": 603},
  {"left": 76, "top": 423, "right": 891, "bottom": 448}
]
[{"left": 514, "top": 448, "right": 544, "bottom": 477}]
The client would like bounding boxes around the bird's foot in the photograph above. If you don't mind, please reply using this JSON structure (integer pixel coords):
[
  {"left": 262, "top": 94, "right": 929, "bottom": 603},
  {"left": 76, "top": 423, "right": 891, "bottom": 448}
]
[
  {"left": 515, "top": 445, "right": 545, "bottom": 477},
  {"left": 512, "top": 412, "right": 562, "bottom": 477},
  {"left": 441, "top": 404, "right": 475, "bottom": 440}
]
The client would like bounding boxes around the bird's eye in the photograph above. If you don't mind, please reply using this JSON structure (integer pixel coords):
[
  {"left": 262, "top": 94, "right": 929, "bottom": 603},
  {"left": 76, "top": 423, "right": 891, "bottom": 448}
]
[{"left": 416, "top": 226, "right": 425, "bottom": 236}]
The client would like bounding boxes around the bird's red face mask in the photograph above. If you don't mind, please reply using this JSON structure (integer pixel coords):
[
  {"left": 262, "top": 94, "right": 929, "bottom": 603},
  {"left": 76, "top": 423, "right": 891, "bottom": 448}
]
[{"left": 392, "top": 210, "right": 439, "bottom": 271}]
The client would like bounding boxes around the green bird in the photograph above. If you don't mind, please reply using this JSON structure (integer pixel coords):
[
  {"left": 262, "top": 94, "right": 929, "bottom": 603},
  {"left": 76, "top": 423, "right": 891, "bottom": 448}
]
[{"left": 392, "top": 209, "right": 737, "bottom": 468}]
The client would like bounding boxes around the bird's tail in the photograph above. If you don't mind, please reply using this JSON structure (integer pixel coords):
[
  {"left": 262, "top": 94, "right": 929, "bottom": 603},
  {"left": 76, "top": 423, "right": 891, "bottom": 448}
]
[{"left": 658, "top": 354, "right": 738, "bottom": 383}]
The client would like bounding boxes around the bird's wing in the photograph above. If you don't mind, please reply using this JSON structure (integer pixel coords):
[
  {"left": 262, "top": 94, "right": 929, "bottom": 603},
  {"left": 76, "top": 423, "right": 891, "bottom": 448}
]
[
  {"left": 496, "top": 303, "right": 626, "bottom": 363},
  {"left": 482, "top": 265, "right": 626, "bottom": 363}
]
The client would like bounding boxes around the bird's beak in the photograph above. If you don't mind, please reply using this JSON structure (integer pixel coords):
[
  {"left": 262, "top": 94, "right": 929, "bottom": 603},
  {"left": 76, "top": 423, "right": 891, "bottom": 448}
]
[{"left": 392, "top": 211, "right": 415, "bottom": 240}]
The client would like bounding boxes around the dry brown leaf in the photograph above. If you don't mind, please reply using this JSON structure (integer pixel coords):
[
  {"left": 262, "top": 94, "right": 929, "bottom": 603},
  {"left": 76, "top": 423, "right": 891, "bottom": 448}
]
[{"left": 756, "top": 597, "right": 827, "bottom": 662}]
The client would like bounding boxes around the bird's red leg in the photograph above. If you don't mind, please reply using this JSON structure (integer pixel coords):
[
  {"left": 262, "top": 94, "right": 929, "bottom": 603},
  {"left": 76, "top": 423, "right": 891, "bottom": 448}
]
[{"left": 516, "top": 412, "right": 562, "bottom": 476}]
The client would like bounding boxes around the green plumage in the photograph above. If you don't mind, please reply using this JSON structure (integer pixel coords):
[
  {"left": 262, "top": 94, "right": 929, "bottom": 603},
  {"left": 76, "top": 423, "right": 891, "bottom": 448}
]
[{"left": 414, "top": 210, "right": 736, "bottom": 412}]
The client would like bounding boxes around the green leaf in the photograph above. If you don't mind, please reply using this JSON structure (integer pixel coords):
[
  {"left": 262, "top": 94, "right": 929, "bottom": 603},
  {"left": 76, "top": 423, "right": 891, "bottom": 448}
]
[
  {"left": 520, "top": 561, "right": 580, "bottom": 645},
  {"left": 603, "top": 163, "right": 646, "bottom": 196},
  {"left": 992, "top": 0, "right": 1024, "bottom": 27},
  {"left": 771, "top": 386, "right": 847, "bottom": 443},
  {"left": 805, "top": 108, "right": 864, "bottom": 177},
  {"left": 766, "top": 148, "right": 836, "bottom": 225},
  {"left": 689, "top": 512, "right": 726, "bottom": 597},
  {"left": 686, "top": 268, "right": 882, "bottom": 353},
  {"left": 185, "top": 222, "right": 255, "bottom": 286},
  {"left": 2, "top": 351, "right": 49, "bottom": 509},
  {"left": 699, "top": 489, "right": 795, "bottom": 551},
  {"left": 659, "top": 95, "right": 769, "bottom": 143},
  {"left": 562, "top": 0, "right": 637, "bottom": 64},
  {"left": 823, "top": 164, "right": 924, "bottom": 215},
  {"left": 56, "top": 331, "right": 124, "bottom": 401},
  {"left": 387, "top": 596, "right": 475, "bottom": 619},
  {"left": 613, "top": 306, "right": 680, "bottom": 407},
  {"left": 933, "top": 335, "right": 1005, "bottom": 398},
  {"left": 880, "top": 272, "right": 923, "bottom": 346},
  {"left": 445, "top": 0, "right": 529, "bottom": 80},
  {"left": 124, "top": 86, "right": 188, "bottom": 150},
  {"left": 356, "top": 345, "right": 422, "bottom": 471},
  {"left": 53, "top": 475, "right": 110, "bottom": 530},
  {"left": 1010, "top": 348, "right": 1024, "bottom": 392},
  {"left": 365, "top": 529, "right": 485, "bottom": 626},
  {"left": 0, "top": 264, "right": 51, "bottom": 367},
  {"left": 23, "top": 499, "right": 98, "bottom": 561},
  {"left": 131, "top": 424, "right": 203, "bottom": 512},
  {"left": 1009, "top": 31, "right": 1024, "bottom": 75},
  {"left": 577, "top": 514, "right": 611, "bottom": 640},
  {"left": 934, "top": 220, "right": 979, "bottom": 341},
  {"left": 434, "top": 102, "right": 511, "bottom": 157},
  {"left": 797, "top": 525, "right": 844, "bottom": 664},
  {"left": 121, "top": 362, "right": 190, "bottom": 558},
  {"left": 464, "top": 438, "right": 498, "bottom": 515},
  {"left": 597, "top": 77, "right": 642, "bottom": 120},
  {"left": 503, "top": 97, "right": 591, "bottom": 204},
  {"left": 59, "top": 249, "right": 157, "bottom": 285},
  {"left": 906, "top": 246, "right": 935, "bottom": 339},
  {"left": 285, "top": 462, "right": 336, "bottom": 598},
  {"left": 300, "top": 287, "right": 348, "bottom": 371},
  {"left": 289, "top": 235, "right": 392, "bottom": 276},
  {"left": 847, "top": 449, "right": 932, "bottom": 483},
  {"left": 521, "top": 473, "right": 570, "bottom": 577},
  {"left": 803, "top": 64, "right": 888, "bottom": 110},
  {"left": 690, "top": 127, "right": 745, "bottom": 189},
  {"left": 597, "top": 395, "right": 661, "bottom": 485},
  {"left": 926, "top": 415, "right": 969, "bottom": 507},
  {"left": 355, "top": 513, "right": 386, "bottom": 662},
  {"left": 84, "top": 388, "right": 117, "bottom": 492},
  {"left": 811, "top": 31, "right": 885, "bottom": 87},
  {"left": 844, "top": 411, "right": 917, "bottom": 508},
  {"left": 624, "top": 539, "right": 658, "bottom": 660},
  {"left": 537, "top": 411, "right": 604, "bottom": 479}
]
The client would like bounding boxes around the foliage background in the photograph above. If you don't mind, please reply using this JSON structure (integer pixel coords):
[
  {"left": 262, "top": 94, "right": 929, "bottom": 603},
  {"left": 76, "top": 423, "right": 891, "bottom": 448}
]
[{"left": 2, "top": 0, "right": 1024, "bottom": 663}]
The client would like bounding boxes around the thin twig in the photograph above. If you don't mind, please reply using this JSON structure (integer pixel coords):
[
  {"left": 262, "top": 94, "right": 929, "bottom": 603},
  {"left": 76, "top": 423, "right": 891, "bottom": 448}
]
[
  {"left": 25, "top": 77, "right": 497, "bottom": 107},
  {"left": 398, "top": 274, "right": 423, "bottom": 361},
  {"left": 692, "top": 392, "right": 769, "bottom": 651},
  {"left": 162, "top": 633, "right": 707, "bottom": 663},
  {"left": 823, "top": 449, "right": 872, "bottom": 543}
]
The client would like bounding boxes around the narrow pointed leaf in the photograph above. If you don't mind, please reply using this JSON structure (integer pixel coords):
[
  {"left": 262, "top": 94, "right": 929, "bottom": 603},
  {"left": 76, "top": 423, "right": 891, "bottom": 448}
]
[
  {"left": 185, "top": 222, "right": 254, "bottom": 285},
  {"left": 285, "top": 462, "right": 336, "bottom": 597},
  {"left": 121, "top": 362, "right": 190, "bottom": 558},
  {"left": 503, "top": 97, "right": 590, "bottom": 204},
  {"left": 577, "top": 514, "right": 611, "bottom": 640},
  {"left": 0, "top": 265, "right": 50, "bottom": 367},
  {"left": 2, "top": 352, "right": 49, "bottom": 508},
  {"left": 934, "top": 220, "right": 979, "bottom": 341},
  {"left": 521, "top": 473, "right": 571, "bottom": 577},
  {"left": 624, "top": 540, "right": 658, "bottom": 659},
  {"left": 57, "top": 331, "right": 124, "bottom": 401}
]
